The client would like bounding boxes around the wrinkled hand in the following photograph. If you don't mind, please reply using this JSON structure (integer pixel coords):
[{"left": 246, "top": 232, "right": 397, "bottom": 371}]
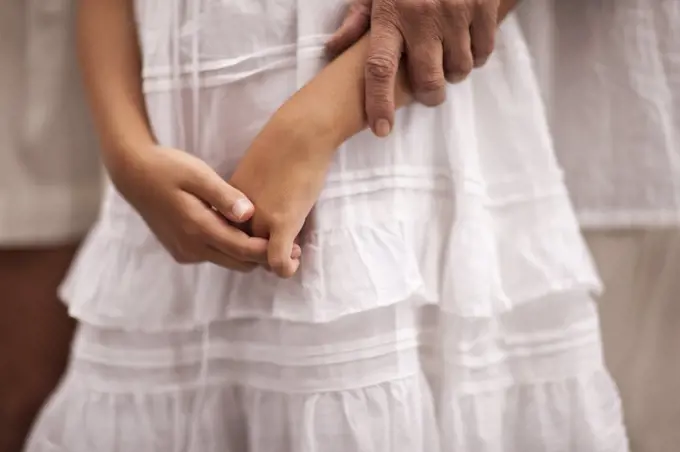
[
  {"left": 108, "top": 145, "right": 293, "bottom": 271},
  {"left": 229, "top": 124, "right": 334, "bottom": 278},
  {"left": 327, "top": 0, "right": 499, "bottom": 136}
]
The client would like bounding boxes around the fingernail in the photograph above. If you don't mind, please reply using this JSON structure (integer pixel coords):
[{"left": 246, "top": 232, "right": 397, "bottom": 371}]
[
  {"left": 231, "top": 198, "right": 252, "bottom": 220},
  {"left": 374, "top": 119, "right": 391, "bottom": 138}
]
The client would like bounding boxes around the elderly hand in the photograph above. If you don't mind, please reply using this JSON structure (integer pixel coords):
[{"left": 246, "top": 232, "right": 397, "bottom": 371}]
[{"left": 327, "top": 0, "right": 500, "bottom": 137}]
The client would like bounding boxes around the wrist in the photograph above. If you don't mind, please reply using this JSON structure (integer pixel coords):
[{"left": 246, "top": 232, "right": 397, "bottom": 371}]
[
  {"left": 265, "top": 106, "right": 340, "bottom": 161},
  {"left": 101, "top": 137, "right": 155, "bottom": 184}
]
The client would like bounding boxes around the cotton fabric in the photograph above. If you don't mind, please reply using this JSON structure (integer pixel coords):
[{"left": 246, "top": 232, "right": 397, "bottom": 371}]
[{"left": 26, "top": 2, "right": 628, "bottom": 450}]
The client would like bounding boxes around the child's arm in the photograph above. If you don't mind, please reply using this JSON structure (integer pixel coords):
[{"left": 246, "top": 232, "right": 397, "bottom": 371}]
[
  {"left": 230, "top": 0, "right": 518, "bottom": 277},
  {"left": 76, "top": 0, "right": 155, "bottom": 169},
  {"left": 273, "top": 0, "right": 519, "bottom": 151},
  {"left": 76, "top": 0, "right": 278, "bottom": 270}
]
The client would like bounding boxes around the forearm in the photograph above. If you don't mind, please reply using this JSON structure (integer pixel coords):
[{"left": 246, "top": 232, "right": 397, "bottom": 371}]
[
  {"left": 76, "top": 0, "right": 153, "bottom": 173},
  {"left": 270, "top": 0, "right": 519, "bottom": 150}
]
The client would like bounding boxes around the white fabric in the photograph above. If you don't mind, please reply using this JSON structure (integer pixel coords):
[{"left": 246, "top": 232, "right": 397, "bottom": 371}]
[
  {"left": 32, "top": 299, "right": 624, "bottom": 452},
  {"left": 26, "top": 2, "right": 627, "bottom": 450},
  {"left": 586, "top": 230, "right": 680, "bottom": 452},
  {"left": 518, "top": 0, "right": 680, "bottom": 228},
  {"left": 0, "top": 0, "right": 101, "bottom": 245}
]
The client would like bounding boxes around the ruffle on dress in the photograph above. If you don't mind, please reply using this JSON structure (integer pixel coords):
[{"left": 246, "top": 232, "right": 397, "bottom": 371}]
[
  {"left": 27, "top": 296, "right": 627, "bottom": 452},
  {"left": 62, "top": 175, "right": 599, "bottom": 330}
]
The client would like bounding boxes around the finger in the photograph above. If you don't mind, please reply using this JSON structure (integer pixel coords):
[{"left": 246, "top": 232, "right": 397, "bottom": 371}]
[
  {"left": 181, "top": 194, "right": 269, "bottom": 264},
  {"left": 397, "top": 3, "right": 446, "bottom": 107},
  {"left": 202, "top": 246, "right": 258, "bottom": 272},
  {"left": 470, "top": 2, "right": 498, "bottom": 67},
  {"left": 230, "top": 216, "right": 302, "bottom": 260},
  {"left": 291, "top": 243, "right": 302, "bottom": 259},
  {"left": 404, "top": 34, "right": 446, "bottom": 107},
  {"left": 182, "top": 163, "right": 255, "bottom": 223},
  {"left": 268, "top": 225, "right": 302, "bottom": 278},
  {"left": 365, "top": 13, "right": 403, "bottom": 137},
  {"left": 202, "top": 208, "right": 270, "bottom": 264},
  {"left": 441, "top": 7, "right": 474, "bottom": 83},
  {"left": 325, "top": 1, "right": 372, "bottom": 57}
]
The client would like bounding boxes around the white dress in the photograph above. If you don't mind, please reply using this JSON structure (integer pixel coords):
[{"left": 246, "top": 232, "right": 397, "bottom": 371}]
[
  {"left": 26, "top": 1, "right": 628, "bottom": 451},
  {"left": 518, "top": 1, "right": 680, "bottom": 449}
]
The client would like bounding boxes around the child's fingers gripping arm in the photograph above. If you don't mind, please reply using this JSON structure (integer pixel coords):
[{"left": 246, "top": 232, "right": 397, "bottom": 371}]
[{"left": 77, "top": 0, "right": 272, "bottom": 269}]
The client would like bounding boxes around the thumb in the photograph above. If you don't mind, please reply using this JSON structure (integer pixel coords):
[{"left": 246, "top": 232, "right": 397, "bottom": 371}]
[
  {"left": 268, "top": 225, "right": 301, "bottom": 278},
  {"left": 325, "top": 1, "right": 372, "bottom": 57},
  {"left": 186, "top": 165, "right": 255, "bottom": 223}
]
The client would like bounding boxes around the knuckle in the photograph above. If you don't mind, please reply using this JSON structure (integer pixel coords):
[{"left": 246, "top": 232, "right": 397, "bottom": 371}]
[
  {"left": 415, "top": 73, "right": 446, "bottom": 93},
  {"left": 366, "top": 54, "right": 398, "bottom": 82}
]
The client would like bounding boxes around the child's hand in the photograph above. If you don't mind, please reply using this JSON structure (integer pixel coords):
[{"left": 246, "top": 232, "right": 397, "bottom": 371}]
[
  {"left": 108, "top": 145, "right": 300, "bottom": 271},
  {"left": 230, "top": 123, "right": 335, "bottom": 278}
]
